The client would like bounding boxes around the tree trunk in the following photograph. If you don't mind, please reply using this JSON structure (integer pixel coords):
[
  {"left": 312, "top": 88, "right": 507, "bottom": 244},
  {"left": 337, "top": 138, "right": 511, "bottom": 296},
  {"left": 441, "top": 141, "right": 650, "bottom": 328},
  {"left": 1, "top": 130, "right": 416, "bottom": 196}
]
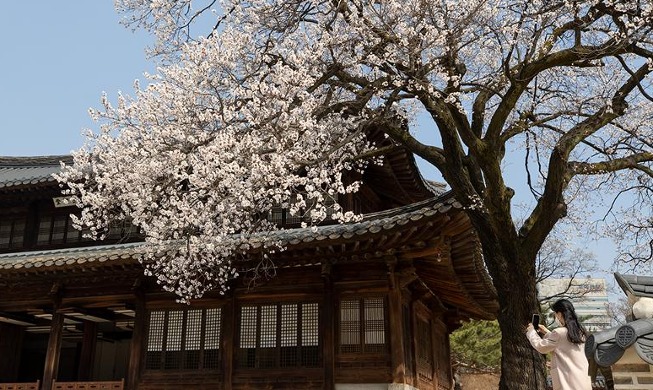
[{"left": 495, "top": 262, "right": 547, "bottom": 390}]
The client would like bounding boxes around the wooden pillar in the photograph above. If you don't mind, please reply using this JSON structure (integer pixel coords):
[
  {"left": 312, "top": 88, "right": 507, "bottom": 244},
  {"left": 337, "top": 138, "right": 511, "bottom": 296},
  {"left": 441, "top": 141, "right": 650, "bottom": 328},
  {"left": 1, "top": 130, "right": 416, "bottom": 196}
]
[
  {"left": 321, "top": 262, "right": 335, "bottom": 390},
  {"left": 386, "top": 258, "right": 405, "bottom": 384},
  {"left": 0, "top": 322, "right": 24, "bottom": 381},
  {"left": 127, "top": 289, "right": 146, "bottom": 390},
  {"left": 222, "top": 295, "right": 235, "bottom": 390},
  {"left": 42, "top": 311, "right": 64, "bottom": 390},
  {"left": 77, "top": 321, "right": 97, "bottom": 380}
]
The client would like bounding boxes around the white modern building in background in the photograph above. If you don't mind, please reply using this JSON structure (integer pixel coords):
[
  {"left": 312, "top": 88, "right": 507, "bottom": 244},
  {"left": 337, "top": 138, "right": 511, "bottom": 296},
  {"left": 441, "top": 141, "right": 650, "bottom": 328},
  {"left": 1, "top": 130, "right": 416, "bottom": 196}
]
[{"left": 538, "top": 277, "right": 611, "bottom": 331}]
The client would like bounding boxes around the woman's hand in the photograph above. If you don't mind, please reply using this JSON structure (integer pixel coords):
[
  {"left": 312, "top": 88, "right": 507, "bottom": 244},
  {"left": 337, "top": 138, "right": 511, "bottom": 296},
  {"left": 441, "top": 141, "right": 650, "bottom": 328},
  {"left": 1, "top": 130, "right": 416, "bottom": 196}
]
[
  {"left": 525, "top": 323, "right": 534, "bottom": 334},
  {"left": 538, "top": 324, "right": 550, "bottom": 335}
]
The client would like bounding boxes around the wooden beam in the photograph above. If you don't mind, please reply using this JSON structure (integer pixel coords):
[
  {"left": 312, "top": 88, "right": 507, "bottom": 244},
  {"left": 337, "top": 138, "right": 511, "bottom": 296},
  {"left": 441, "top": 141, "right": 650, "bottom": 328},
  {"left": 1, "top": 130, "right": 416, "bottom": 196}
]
[
  {"left": 62, "top": 307, "right": 134, "bottom": 323},
  {"left": 402, "top": 236, "right": 450, "bottom": 260},
  {"left": 0, "top": 311, "right": 50, "bottom": 327}
]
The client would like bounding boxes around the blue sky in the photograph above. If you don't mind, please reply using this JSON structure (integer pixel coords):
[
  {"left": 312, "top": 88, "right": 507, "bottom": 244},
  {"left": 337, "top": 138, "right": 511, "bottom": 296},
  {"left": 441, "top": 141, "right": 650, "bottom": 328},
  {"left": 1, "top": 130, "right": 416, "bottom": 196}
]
[{"left": 0, "top": 1, "right": 154, "bottom": 156}]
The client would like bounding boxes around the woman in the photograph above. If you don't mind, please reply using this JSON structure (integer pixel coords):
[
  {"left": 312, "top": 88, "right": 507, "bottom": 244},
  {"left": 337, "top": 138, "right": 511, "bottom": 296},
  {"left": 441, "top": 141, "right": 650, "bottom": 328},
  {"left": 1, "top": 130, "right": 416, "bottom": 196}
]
[{"left": 525, "top": 299, "right": 592, "bottom": 390}]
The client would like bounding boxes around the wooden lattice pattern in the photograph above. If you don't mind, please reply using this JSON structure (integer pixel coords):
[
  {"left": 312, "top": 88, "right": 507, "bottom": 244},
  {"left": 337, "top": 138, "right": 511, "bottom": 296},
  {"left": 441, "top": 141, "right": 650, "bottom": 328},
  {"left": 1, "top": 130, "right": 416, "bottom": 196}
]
[
  {"left": 237, "top": 302, "right": 320, "bottom": 369},
  {"left": 144, "top": 307, "right": 222, "bottom": 370},
  {"left": 0, "top": 217, "right": 25, "bottom": 249},
  {"left": 339, "top": 297, "right": 387, "bottom": 353}
]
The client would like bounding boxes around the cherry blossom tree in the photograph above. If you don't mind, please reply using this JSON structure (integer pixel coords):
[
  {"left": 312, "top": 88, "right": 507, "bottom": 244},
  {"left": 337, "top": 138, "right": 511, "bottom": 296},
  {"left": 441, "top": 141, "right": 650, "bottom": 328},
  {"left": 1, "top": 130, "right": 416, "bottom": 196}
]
[
  {"left": 58, "top": 1, "right": 653, "bottom": 389},
  {"left": 535, "top": 232, "right": 599, "bottom": 301}
]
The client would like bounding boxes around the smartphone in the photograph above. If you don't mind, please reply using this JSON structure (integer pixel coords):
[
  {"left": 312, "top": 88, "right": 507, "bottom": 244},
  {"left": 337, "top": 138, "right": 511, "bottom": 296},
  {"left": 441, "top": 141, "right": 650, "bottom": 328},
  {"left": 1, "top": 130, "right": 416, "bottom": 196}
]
[{"left": 532, "top": 314, "right": 540, "bottom": 329}]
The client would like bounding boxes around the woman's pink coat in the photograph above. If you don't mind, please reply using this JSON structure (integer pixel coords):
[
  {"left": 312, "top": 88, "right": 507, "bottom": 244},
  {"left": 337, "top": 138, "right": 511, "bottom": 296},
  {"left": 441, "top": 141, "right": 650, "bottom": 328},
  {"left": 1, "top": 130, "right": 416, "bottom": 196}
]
[{"left": 526, "top": 327, "right": 592, "bottom": 390}]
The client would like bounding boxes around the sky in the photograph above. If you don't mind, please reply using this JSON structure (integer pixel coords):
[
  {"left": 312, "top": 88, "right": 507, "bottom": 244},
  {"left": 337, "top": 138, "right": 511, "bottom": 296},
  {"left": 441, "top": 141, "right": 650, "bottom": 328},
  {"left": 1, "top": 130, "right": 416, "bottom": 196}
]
[
  {"left": 0, "top": 1, "right": 154, "bottom": 156},
  {"left": 0, "top": 2, "right": 646, "bottom": 300}
]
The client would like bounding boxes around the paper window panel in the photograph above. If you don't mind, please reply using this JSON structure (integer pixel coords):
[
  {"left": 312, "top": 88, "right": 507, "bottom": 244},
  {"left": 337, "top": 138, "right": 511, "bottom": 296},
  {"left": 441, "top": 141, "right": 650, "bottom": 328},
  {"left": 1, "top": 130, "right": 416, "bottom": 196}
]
[
  {"left": 259, "top": 305, "right": 277, "bottom": 348},
  {"left": 301, "top": 302, "right": 320, "bottom": 368},
  {"left": 280, "top": 304, "right": 298, "bottom": 347},
  {"left": 0, "top": 221, "right": 10, "bottom": 248},
  {"left": 237, "top": 302, "right": 321, "bottom": 369},
  {"left": 36, "top": 217, "right": 52, "bottom": 245},
  {"left": 164, "top": 311, "right": 184, "bottom": 369},
  {"left": 301, "top": 303, "right": 319, "bottom": 347},
  {"left": 166, "top": 311, "right": 184, "bottom": 351},
  {"left": 203, "top": 308, "right": 222, "bottom": 369},
  {"left": 12, "top": 220, "right": 25, "bottom": 247},
  {"left": 185, "top": 310, "right": 202, "bottom": 350},
  {"left": 50, "top": 215, "right": 67, "bottom": 244},
  {"left": 204, "top": 308, "right": 221, "bottom": 349},
  {"left": 147, "top": 311, "right": 166, "bottom": 352},
  {"left": 363, "top": 297, "right": 386, "bottom": 351},
  {"left": 268, "top": 208, "right": 284, "bottom": 225},
  {"left": 239, "top": 306, "right": 258, "bottom": 349},
  {"left": 66, "top": 216, "right": 81, "bottom": 242},
  {"left": 285, "top": 210, "right": 302, "bottom": 225},
  {"left": 145, "top": 311, "right": 166, "bottom": 370},
  {"left": 0, "top": 218, "right": 23, "bottom": 249},
  {"left": 145, "top": 308, "right": 223, "bottom": 371},
  {"left": 339, "top": 299, "right": 361, "bottom": 353}
]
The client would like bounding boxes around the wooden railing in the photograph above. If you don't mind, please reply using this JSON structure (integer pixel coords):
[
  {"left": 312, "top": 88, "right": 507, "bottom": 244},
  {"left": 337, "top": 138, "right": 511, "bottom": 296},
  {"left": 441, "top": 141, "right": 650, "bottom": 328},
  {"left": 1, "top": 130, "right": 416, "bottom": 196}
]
[
  {"left": 0, "top": 382, "right": 40, "bottom": 390},
  {"left": 0, "top": 379, "right": 125, "bottom": 390},
  {"left": 51, "top": 380, "right": 124, "bottom": 390}
]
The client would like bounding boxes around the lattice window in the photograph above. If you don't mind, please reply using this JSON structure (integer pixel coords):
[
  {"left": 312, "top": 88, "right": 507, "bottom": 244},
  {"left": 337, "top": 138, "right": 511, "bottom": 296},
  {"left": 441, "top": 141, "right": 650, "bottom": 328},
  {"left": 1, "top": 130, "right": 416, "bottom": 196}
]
[
  {"left": 338, "top": 297, "right": 387, "bottom": 354},
  {"left": 145, "top": 307, "right": 222, "bottom": 371},
  {"left": 237, "top": 302, "right": 320, "bottom": 369},
  {"left": 106, "top": 219, "right": 139, "bottom": 240},
  {"left": 0, "top": 217, "right": 25, "bottom": 249},
  {"left": 204, "top": 308, "right": 221, "bottom": 368},
  {"left": 301, "top": 303, "right": 320, "bottom": 366},
  {"left": 35, "top": 214, "right": 92, "bottom": 246},
  {"left": 416, "top": 317, "right": 434, "bottom": 381},
  {"left": 339, "top": 300, "right": 361, "bottom": 353},
  {"left": 184, "top": 310, "right": 202, "bottom": 369},
  {"left": 145, "top": 311, "right": 165, "bottom": 370},
  {"left": 266, "top": 195, "right": 338, "bottom": 227}
]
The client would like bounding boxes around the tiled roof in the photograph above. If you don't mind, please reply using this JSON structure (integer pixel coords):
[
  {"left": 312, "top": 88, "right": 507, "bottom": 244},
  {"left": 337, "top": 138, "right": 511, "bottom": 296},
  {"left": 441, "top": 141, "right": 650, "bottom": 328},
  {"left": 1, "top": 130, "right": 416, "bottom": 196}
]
[
  {"left": 0, "top": 192, "right": 499, "bottom": 319},
  {"left": 0, "top": 242, "right": 143, "bottom": 271},
  {"left": 586, "top": 318, "right": 653, "bottom": 367},
  {"left": 0, "top": 194, "right": 460, "bottom": 271},
  {"left": 0, "top": 155, "right": 71, "bottom": 189},
  {"left": 615, "top": 273, "right": 653, "bottom": 298}
]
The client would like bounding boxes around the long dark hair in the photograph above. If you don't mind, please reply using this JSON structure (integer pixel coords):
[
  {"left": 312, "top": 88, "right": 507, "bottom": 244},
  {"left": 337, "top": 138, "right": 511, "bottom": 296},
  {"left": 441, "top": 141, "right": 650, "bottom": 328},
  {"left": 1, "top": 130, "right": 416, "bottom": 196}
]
[{"left": 551, "top": 299, "right": 587, "bottom": 344}]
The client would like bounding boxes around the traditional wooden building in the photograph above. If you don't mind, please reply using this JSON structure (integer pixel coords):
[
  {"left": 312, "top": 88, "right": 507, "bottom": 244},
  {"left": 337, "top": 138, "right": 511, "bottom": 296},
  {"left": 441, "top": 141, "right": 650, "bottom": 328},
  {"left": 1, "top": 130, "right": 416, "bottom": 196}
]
[
  {"left": 0, "top": 150, "right": 498, "bottom": 390},
  {"left": 585, "top": 273, "right": 653, "bottom": 389}
]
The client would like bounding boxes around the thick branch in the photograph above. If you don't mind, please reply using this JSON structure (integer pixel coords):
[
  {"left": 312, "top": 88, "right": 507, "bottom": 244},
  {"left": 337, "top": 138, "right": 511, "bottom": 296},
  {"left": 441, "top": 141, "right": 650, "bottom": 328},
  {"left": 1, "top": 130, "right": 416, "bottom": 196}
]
[
  {"left": 570, "top": 153, "right": 653, "bottom": 176},
  {"left": 519, "top": 62, "right": 652, "bottom": 260}
]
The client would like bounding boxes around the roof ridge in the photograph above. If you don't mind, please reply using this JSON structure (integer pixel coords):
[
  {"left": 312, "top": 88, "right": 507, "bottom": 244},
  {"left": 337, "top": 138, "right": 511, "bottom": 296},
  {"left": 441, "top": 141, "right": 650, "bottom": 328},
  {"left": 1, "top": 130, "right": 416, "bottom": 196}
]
[{"left": 0, "top": 155, "right": 72, "bottom": 167}]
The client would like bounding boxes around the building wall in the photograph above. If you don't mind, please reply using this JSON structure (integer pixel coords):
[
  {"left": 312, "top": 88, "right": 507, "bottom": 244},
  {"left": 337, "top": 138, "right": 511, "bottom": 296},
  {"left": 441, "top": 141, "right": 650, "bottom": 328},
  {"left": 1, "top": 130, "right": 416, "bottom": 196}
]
[
  {"left": 136, "top": 262, "right": 455, "bottom": 390},
  {"left": 538, "top": 278, "right": 611, "bottom": 331},
  {"left": 611, "top": 347, "right": 653, "bottom": 389}
]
